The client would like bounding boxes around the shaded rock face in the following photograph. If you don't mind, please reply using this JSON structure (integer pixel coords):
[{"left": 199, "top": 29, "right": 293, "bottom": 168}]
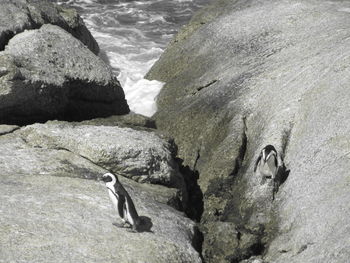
[
  {"left": 147, "top": 0, "right": 350, "bottom": 262},
  {"left": 0, "top": 123, "right": 201, "bottom": 263},
  {"left": 0, "top": 0, "right": 99, "bottom": 54},
  {"left": 0, "top": 24, "right": 129, "bottom": 125}
]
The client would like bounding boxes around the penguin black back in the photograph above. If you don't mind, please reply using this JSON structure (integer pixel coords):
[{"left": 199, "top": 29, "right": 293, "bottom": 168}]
[
  {"left": 262, "top": 145, "right": 277, "bottom": 161},
  {"left": 114, "top": 176, "right": 139, "bottom": 219}
]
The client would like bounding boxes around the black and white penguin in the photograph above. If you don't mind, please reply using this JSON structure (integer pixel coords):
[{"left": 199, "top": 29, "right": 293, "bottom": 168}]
[
  {"left": 102, "top": 172, "right": 141, "bottom": 231},
  {"left": 254, "top": 145, "right": 283, "bottom": 199}
]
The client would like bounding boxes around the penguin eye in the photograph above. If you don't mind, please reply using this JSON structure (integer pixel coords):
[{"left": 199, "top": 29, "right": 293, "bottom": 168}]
[{"left": 102, "top": 175, "right": 113, "bottom": 182}]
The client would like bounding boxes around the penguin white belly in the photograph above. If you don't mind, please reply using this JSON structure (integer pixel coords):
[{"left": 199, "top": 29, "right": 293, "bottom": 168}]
[
  {"left": 124, "top": 199, "right": 135, "bottom": 226},
  {"left": 267, "top": 156, "right": 277, "bottom": 178},
  {"left": 108, "top": 189, "right": 119, "bottom": 211},
  {"left": 260, "top": 162, "right": 275, "bottom": 178}
]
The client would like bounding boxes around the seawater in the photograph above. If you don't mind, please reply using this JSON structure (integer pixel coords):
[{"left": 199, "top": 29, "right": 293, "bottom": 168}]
[{"left": 53, "top": 0, "right": 211, "bottom": 116}]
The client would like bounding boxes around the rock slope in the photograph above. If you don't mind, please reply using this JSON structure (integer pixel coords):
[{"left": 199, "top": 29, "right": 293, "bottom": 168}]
[{"left": 147, "top": 0, "right": 350, "bottom": 262}]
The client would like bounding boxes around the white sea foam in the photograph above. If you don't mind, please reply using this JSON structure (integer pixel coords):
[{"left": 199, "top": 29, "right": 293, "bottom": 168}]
[
  {"left": 125, "top": 79, "right": 164, "bottom": 117},
  {"left": 55, "top": 0, "right": 211, "bottom": 116}
]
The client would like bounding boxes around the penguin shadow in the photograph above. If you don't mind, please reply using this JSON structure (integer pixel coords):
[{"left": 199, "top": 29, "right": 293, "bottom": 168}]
[
  {"left": 277, "top": 164, "right": 290, "bottom": 185},
  {"left": 273, "top": 164, "right": 290, "bottom": 199},
  {"left": 137, "top": 216, "right": 153, "bottom": 233}
]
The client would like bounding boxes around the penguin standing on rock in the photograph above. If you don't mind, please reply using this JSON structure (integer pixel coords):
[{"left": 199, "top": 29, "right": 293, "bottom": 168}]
[
  {"left": 101, "top": 172, "right": 141, "bottom": 232},
  {"left": 254, "top": 145, "right": 283, "bottom": 200}
]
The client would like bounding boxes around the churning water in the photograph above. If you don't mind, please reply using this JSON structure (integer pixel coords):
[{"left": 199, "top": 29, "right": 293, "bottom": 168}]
[{"left": 54, "top": 0, "right": 211, "bottom": 116}]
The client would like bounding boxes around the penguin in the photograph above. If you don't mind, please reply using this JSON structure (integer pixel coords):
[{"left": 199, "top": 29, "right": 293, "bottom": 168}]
[
  {"left": 101, "top": 172, "right": 141, "bottom": 232},
  {"left": 254, "top": 145, "right": 283, "bottom": 199}
]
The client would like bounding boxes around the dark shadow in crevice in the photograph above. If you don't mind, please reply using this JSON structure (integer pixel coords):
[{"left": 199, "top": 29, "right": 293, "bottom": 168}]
[
  {"left": 175, "top": 151, "right": 204, "bottom": 257},
  {"left": 281, "top": 123, "right": 293, "bottom": 159},
  {"left": 226, "top": 228, "right": 266, "bottom": 263},
  {"left": 0, "top": 30, "right": 15, "bottom": 51},
  {"left": 177, "top": 158, "right": 204, "bottom": 222},
  {"left": 192, "top": 224, "right": 204, "bottom": 256},
  {"left": 229, "top": 117, "right": 248, "bottom": 177}
]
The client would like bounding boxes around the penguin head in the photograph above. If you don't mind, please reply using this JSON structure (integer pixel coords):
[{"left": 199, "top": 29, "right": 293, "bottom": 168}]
[
  {"left": 262, "top": 145, "right": 277, "bottom": 161},
  {"left": 102, "top": 172, "right": 118, "bottom": 184}
]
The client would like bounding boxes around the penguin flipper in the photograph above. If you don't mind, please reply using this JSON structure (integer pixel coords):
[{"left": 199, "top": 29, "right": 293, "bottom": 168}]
[
  {"left": 118, "top": 195, "right": 126, "bottom": 219},
  {"left": 254, "top": 154, "right": 262, "bottom": 172}
]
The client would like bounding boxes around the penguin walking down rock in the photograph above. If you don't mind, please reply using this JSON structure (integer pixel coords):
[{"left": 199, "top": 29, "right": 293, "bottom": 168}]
[
  {"left": 254, "top": 145, "right": 284, "bottom": 200},
  {"left": 102, "top": 172, "right": 141, "bottom": 232}
]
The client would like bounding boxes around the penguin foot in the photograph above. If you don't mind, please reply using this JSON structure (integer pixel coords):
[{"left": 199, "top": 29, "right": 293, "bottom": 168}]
[
  {"left": 123, "top": 222, "right": 131, "bottom": 227},
  {"left": 126, "top": 228, "right": 139, "bottom": 233},
  {"left": 112, "top": 222, "right": 127, "bottom": 228}
]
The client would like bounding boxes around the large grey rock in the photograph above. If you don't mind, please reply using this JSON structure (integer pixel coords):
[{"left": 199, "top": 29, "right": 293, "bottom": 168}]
[
  {"left": 0, "top": 131, "right": 181, "bottom": 206},
  {"left": 0, "top": 0, "right": 99, "bottom": 54},
  {"left": 20, "top": 121, "right": 184, "bottom": 189},
  {"left": 147, "top": 0, "right": 350, "bottom": 262},
  {"left": 0, "top": 129, "right": 201, "bottom": 263},
  {"left": 0, "top": 24, "right": 129, "bottom": 124}
]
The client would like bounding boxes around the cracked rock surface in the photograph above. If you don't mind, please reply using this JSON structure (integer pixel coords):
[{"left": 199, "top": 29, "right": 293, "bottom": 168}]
[
  {"left": 147, "top": 0, "right": 350, "bottom": 262},
  {"left": 0, "top": 121, "right": 201, "bottom": 263}
]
